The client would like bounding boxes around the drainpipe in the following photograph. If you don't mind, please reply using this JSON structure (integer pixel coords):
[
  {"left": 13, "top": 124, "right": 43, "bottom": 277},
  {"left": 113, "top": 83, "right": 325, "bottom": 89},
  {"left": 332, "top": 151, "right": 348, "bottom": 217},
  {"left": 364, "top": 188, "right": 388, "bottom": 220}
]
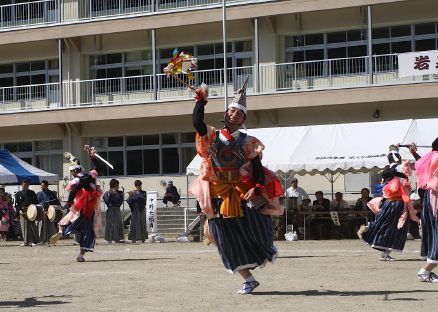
[{"left": 367, "top": 5, "right": 373, "bottom": 84}]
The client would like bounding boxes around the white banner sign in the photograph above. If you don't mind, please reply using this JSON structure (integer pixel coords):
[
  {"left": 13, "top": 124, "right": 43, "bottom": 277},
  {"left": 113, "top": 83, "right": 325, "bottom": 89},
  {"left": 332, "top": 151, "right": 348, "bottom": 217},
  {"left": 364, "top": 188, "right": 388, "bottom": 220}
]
[
  {"left": 146, "top": 191, "right": 158, "bottom": 234},
  {"left": 398, "top": 50, "right": 438, "bottom": 77}
]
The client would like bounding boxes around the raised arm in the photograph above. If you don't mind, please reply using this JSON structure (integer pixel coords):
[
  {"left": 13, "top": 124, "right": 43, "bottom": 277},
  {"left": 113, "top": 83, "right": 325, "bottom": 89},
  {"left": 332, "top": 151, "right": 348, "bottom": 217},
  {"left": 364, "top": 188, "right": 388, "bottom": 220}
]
[{"left": 192, "top": 84, "right": 208, "bottom": 136}]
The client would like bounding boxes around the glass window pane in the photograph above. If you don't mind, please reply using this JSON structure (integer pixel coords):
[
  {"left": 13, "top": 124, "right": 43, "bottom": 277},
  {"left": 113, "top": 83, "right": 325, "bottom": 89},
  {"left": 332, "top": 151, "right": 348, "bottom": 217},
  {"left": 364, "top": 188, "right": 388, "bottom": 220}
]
[
  {"left": 36, "top": 141, "right": 51, "bottom": 151},
  {"left": 126, "top": 67, "right": 142, "bottom": 77},
  {"left": 306, "top": 49, "right": 324, "bottom": 61},
  {"left": 127, "top": 136, "right": 143, "bottom": 146},
  {"left": 392, "top": 41, "right": 411, "bottom": 53},
  {"left": 91, "top": 137, "right": 106, "bottom": 148},
  {"left": 31, "top": 61, "right": 46, "bottom": 71},
  {"left": 143, "top": 135, "right": 159, "bottom": 145},
  {"left": 51, "top": 140, "right": 63, "bottom": 150},
  {"left": 198, "top": 44, "right": 216, "bottom": 56},
  {"left": 372, "top": 27, "right": 390, "bottom": 39},
  {"left": 347, "top": 29, "right": 366, "bottom": 41},
  {"left": 162, "top": 148, "right": 179, "bottom": 174},
  {"left": 36, "top": 154, "right": 63, "bottom": 177},
  {"left": 4, "top": 143, "right": 18, "bottom": 152},
  {"left": 49, "top": 59, "right": 59, "bottom": 70},
  {"left": 328, "top": 47, "right": 346, "bottom": 59},
  {"left": 391, "top": 25, "right": 411, "bottom": 37},
  {"left": 160, "top": 48, "right": 176, "bottom": 59},
  {"left": 373, "top": 43, "right": 390, "bottom": 55},
  {"left": 235, "top": 40, "right": 252, "bottom": 52},
  {"left": 16, "top": 62, "right": 31, "bottom": 72},
  {"left": 198, "top": 59, "right": 216, "bottom": 70},
  {"left": 106, "top": 53, "right": 122, "bottom": 64},
  {"left": 348, "top": 45, "right": 367, "bottom": 57},
  {"left": 181, "top": 132, "right": 195, "bottom": 143},
  {"left": 0, "top": 77, "right": 13, "bottom": 88},
  {"left": 415, "top": 23, "right": 436, "bottom": 35},
  {"left": 31, "top": 74, "right": 46, "bottom": 84},
  {"left": 327, "top": 32, "right": 346, "bottom": 43},
  {"left": 16, "top": 76, "right": 30, "bottom": 86},
  {"left": 108, "top": 137, "right": 123, "bottom": 147},
  {"left": 292, "top": 51, "right": 304, "bottom": 62},
  {"left": 127, "top": 150, "right": 143, "bottom": 175},
  {"left": 107, "top": 68, "right": 122, "bottom": 78},
  {"left": 11, "top": 142, "right": 33, "bottom": 152},
  {"left": 416, "top": 39, "right": 436, "bottom": 51},
  {"left": 108, "top": 151, "right": 124, "bottom": 175},
  {"left": 181, "top": 147, "right": 196, "bottom": 173},
  {"left": 143, "top": 149, "right": 159, "bottom": 174},
  {"left": 36, "top": 140, "right": 62, "bottom": 151},
  {"left": 162, "top": 133, "right": 178, "bottom": 144},
  {"left": 305, "top": 34, "right": 324, "bottom": 45},
  {"left": 0, "top": 63, "right": 13, "bottom": 74},
  {"left": 236, "top": 58, "right": 252, "bottom": 67}
]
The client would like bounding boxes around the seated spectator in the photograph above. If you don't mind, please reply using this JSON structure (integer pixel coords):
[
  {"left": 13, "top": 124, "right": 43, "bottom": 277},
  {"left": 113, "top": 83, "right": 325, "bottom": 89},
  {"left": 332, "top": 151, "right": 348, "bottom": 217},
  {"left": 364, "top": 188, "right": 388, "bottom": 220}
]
[
  {"left": 330, "top": 192, "right": 349, "bottom": 211},
  {"left": 354, "top": 188, "right": 373, "bottom": 211},
  {"left": 313, "top": 191, "right": 330, "bottom": 212},
  {"left": 311, "top": 191, "right": 331, "bottom": 240}
]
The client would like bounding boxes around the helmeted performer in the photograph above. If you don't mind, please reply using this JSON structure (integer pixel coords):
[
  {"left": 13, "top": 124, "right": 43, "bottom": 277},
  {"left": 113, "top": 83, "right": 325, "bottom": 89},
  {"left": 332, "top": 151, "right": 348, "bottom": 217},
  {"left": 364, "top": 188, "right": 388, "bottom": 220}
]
[
  {"left": 189, "top": 79, "right": 284, "bottom": 294},
  {"left": 358, "top": 145, "right": 418, "bottom": 261},
  {"left": 49, "top": 146, "right": 104, "bottom": 262},
  {"left": 415, "top": 137, "right": 438, "bottom": 282}
]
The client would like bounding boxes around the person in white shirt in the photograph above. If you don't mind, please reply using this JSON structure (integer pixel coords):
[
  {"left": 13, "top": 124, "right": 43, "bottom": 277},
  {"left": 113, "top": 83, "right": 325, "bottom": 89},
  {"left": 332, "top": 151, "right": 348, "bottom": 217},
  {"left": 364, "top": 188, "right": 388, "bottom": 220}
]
[
  {"left": 285, "top": 177, "right": 309, "bottom": 206},
  {"left": 330, "top": 192, "right": 349, "bottom": 211}
]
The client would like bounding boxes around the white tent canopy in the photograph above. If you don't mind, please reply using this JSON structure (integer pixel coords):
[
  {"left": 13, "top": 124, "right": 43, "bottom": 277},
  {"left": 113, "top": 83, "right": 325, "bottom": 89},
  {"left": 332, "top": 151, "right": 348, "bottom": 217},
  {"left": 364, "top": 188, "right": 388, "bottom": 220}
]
[{"left": 186, "top": 118, "right": 437, "bottom": 177}]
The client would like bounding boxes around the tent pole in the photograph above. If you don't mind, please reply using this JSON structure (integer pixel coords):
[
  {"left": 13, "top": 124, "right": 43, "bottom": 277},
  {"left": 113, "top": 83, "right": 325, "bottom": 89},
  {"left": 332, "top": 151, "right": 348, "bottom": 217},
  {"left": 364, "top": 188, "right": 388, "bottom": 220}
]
[{"left": 331, "top": 173, "right": 334, "bottom": 200}]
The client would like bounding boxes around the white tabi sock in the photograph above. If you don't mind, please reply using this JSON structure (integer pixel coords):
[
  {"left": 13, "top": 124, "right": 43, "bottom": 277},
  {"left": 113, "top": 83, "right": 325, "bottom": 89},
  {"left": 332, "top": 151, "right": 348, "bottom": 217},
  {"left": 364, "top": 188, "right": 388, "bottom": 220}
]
[
  {"left": 245, "top": 275, "right": 256, "bottom": 283},
  {"left": 418, "top": 268, "right": 430, "bottom": 275}
]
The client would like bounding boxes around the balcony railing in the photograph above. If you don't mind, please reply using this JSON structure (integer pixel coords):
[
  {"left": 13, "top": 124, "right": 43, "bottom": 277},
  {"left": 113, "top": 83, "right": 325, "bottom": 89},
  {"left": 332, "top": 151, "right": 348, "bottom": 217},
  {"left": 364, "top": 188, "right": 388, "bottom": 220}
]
[
  {"left": 0, "top": 0, "right": 265, "bottom": 31},
  {"left": 1, "top": 54, "right": 437, "bottom": 113}
]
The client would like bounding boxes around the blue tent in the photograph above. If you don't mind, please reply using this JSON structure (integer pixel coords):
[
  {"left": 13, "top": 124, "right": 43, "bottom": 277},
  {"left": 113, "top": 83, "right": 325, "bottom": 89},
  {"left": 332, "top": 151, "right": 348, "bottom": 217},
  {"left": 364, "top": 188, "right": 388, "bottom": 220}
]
[{"left": 0, "top": 150, "right": 58, "bottom": 185}]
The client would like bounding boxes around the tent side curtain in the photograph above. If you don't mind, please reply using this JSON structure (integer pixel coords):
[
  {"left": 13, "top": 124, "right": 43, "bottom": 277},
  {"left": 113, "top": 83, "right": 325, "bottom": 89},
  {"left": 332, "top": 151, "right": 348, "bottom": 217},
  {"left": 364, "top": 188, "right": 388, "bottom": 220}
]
[
  {"left": 0, "top": 150, "right": 58, "bottom": 185},
  {"left": 186, "top": 118, "right": 437, "bottom": 176}
]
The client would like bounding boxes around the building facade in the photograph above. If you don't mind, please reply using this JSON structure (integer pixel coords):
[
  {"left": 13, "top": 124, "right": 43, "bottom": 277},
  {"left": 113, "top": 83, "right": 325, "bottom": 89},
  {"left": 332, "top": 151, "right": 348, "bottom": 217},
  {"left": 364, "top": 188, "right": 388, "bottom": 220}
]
[{"left": 0, "top": 0, "right": 437, "bottom": 197}]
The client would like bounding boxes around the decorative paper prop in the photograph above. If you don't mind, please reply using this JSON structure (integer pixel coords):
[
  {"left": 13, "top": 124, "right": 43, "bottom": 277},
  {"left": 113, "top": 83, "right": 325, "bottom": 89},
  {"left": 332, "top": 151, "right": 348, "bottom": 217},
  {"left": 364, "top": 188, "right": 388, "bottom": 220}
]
[{"left": 163, "top": 49, "right": 197, "bottom": 90}]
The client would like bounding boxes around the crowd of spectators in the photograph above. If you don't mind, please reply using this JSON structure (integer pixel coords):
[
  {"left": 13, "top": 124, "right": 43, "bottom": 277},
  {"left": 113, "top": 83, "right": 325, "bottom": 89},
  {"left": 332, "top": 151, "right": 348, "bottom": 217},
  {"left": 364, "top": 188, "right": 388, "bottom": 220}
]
[{"left": 278, "top": 177, "right": 406, "bottom": 240}]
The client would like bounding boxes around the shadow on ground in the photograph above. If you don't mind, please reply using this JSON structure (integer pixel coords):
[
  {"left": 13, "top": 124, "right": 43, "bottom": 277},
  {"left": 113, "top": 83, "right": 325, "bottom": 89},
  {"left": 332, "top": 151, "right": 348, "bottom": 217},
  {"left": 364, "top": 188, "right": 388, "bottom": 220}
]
[
  {"left": 0, "top": 295, "right": 73, "bottom": 308},
  {"left": 252, "top": 289, "right": 438, "bottom": 300},
  {"left": 85, "top": 257, "right": 174, "bottom": 263}
]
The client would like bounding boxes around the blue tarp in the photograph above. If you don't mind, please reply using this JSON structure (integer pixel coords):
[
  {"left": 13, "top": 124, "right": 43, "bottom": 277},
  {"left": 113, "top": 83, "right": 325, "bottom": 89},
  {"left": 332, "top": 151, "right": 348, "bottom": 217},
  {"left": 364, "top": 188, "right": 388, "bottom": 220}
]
[{"left": 0, "top": 150, "right": 58, "bottom": 185}]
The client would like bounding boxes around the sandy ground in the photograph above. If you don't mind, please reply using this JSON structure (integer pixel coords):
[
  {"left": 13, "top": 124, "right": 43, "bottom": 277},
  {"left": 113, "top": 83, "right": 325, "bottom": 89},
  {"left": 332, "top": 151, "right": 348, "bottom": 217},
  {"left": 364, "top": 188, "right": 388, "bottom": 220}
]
[{"left": 1, "top": 238, "right": 437, "bottom": 312}]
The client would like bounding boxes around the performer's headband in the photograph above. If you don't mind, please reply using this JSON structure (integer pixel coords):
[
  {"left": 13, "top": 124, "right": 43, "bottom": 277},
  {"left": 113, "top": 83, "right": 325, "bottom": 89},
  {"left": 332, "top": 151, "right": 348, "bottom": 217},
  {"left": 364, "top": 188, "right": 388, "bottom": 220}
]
[{"left": 227, "top": 102, "right": 247, "bottom": 115}]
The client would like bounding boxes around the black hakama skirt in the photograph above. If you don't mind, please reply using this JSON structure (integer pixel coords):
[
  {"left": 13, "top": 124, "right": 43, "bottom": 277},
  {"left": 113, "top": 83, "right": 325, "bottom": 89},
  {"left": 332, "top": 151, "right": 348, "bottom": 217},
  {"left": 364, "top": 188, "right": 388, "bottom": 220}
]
[
  {"left": 362, "top": 199, "right": 408, "bottom": 252},
  {"left": 209, "top": 203, "right": 277, "bottom": 273},
  {"left": 420, "top": 190, "right": 438, "bottom": 263},
  {"left": 64, "top": 213, "right": 95, "bottom": 252}
]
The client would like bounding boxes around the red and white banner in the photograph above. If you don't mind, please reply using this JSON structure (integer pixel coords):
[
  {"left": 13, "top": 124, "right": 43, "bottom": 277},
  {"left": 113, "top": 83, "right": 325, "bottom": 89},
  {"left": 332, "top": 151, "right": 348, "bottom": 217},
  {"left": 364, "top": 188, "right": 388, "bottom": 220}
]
[{"left": 398, "top": 50, "right": 438, "bottom": 77}]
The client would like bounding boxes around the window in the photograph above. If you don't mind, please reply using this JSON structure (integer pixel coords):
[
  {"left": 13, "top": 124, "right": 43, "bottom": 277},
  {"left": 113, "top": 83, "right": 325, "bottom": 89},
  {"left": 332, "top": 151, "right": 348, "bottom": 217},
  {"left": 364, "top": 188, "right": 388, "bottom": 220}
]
[
  {"left": 284, "top": 21, "right": 438, "bottom": 79},
  {"left": 327, "top": 32, "right": 346, "bottom": 44},
  {"left": 90, "top": 133, "right": 195, "bottom": 176},
  {"left": 415, "top": 23, "right": 436, "bottom": 35},
  {"left": 416, "top": 39, "right": 436, "bottom": 51},
  {"left": 391, "top": 25, "right": 411, "bottom": 37},
  {"left": 0, "top": 59, "right": 58, "bottom": 101}
]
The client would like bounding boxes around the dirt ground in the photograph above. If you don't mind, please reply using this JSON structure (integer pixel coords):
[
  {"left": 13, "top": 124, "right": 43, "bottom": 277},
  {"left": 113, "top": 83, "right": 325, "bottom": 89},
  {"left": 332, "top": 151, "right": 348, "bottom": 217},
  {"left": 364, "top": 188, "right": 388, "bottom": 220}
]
[{"left": 1, "top": 238, "right": 437, "bottom": 312}]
